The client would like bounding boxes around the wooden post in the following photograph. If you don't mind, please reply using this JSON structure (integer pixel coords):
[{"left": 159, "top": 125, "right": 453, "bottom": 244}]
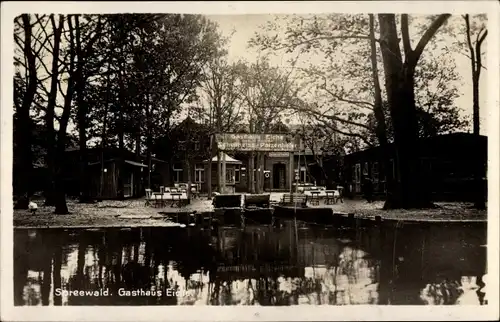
[
  {"left": 221, "top": 151, "right": 226, "bottom": 194},
  {"left": 289, "top": 152, "right": 294, "bottom": 194},
  {"left": 249, "top": 152, "right": 255, "bottom": 193}
]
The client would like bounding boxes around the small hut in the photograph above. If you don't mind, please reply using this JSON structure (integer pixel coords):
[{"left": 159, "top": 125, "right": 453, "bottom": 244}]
[
  {"left": 88, "top": 159, "right": 148, "bottom": 199},
  {"left": 203, "top": 152, "right": 242, "bottom": 194}
]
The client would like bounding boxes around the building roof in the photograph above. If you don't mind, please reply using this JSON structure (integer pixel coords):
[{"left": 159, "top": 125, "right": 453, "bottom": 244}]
[
  {"left": 88, "top": 159, "right": 149, "bottom": 167},
  {"left": 204, "top": 152, "right": 242, "bottom": 164},
  {"left": 124, "top": 160, "right": 148, "bottom": 168}
]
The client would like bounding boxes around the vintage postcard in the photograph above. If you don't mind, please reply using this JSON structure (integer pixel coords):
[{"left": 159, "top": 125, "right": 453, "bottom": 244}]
[{"left": 1, "top": 1, "right": 499, "bottom": 321}]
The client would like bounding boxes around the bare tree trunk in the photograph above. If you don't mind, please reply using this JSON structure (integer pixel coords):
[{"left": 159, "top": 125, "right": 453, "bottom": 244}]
[
  {"left": 379, "top": 13, "right": 449, "bottom": 209},
  {"left": 99, "top": 72, "right": 110, "bottom": 198},
  {"left": 44, "top": 15, "right": 64, "bottom": 207},
  {"left": 215, "top": 151, "right": 221, "bottom": 193},
  {"left": 187, "top": 157, "right": 192, "bottom": 199},
  {"left": 369, "top": 14, "right": 393, "bottom": 197},
  {"left": 186, "top": 116, "right": 192, "bottom": 199},
  {"left": 249, "top": 152, "right": 255, "bottom": 193},
  {"left": 14, "top": 14, "right": 37, "bottom": 209},
  {"left": 465, "top": 14, "right": 487, "bottom": 210},
  {"left": 135, "top": 131, "right": 141, "bottom": 197},
  {"left": 75, "top": 15, "right": 101, "bottom": 204},
  {"left": 255, "top": 152, "right": 261, "bottom": 194},
  {"left": 207, "top": 135, "right": 213, "bottom": 199},
  {"left": 260, "top": 152, "right": 266, "bottom": 193}
]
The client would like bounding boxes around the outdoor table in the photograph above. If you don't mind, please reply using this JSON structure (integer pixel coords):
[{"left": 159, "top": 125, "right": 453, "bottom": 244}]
[
  {"left": 325, "top": 190, "right": 337, "bottom": 205},
  {"left": 309, "top": 191, "right": 321, "bottom": 205},
  {"left": 169, "top": 193, "right": 184, "bottom": 207},
  {"left": 152, "top": 192, "right": 164, "bottom": 208}
]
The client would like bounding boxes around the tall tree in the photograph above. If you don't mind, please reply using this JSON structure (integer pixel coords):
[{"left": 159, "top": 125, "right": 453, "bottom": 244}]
[
  {"left": 377, "top": 14, "right": 450, "bottom": 209},
  {"left": 239, "top": 56, "right": 301, "bottom": 193},
  {"left": 13, "top": 15, "right": 40, "bottom": 208},
  {"left": 463, "top": 14, "right": 487, "bottom": 136},
  {"left": 250, "top": 14, "right": 461, "bottom": 207},
  {"left": 463, "top": 14, "right": 487, "bottom": 209},
  {"left": 28, "top": 14, "right": 78, "bottom": 213},
  {"left": 73, "top": 15, "right": 104, "bottom": 203},
  {"left": 197, "top": 56, "right": 245, "bottom": 196}
]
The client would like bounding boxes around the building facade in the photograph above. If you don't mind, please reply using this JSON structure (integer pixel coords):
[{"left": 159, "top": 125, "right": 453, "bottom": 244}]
[
  {"left": 154, "top": 118, "right": 339, "bottom": 193},
  {"left": 342, "top": 133, "right": 487, "bottom": 201}
]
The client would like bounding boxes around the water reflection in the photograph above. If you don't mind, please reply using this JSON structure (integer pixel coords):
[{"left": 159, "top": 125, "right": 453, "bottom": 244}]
[{"left": 13, "top": 221, "right": 487, "bottom": 306}]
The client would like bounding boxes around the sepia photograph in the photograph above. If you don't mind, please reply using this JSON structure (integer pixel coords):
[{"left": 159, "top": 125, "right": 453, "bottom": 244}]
[{"left": 1, "top": 1, "right": 499, "bottom": 321}]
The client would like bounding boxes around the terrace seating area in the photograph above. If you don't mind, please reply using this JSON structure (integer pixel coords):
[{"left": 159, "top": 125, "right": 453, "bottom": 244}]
[
  {"left": 145, "top": 183, "right": 201, "bottom": 208},
  {"left": 290, "top": 183, "right": 344, "bottom": 206}
]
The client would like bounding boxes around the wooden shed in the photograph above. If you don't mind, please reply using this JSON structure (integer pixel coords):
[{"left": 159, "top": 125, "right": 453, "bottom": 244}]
[{"left": 88, "top": 158, "right": 148, "bottom": 199}]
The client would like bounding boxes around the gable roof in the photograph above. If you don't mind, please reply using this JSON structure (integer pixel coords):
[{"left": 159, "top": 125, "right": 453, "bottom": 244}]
[{"left": 204, "top": 152, "right": 242, "bottom": 164}]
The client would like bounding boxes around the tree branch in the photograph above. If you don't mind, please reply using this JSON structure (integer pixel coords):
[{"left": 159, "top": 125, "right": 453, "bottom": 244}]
[
  {"left": 401, "top": 14, "right": 412, "bottom": 59},
  {"left": 464, "top": 14, "right": 476, "bottom": 73},
  {"left": 411, "top": 14, "right": 451, "bottom": 66},
  {"left": 475, "top": 29, "right": 487, "bottom": 79}
]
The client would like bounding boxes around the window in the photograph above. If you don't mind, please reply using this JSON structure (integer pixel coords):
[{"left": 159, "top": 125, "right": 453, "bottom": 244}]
[
  {"left": 355, "top": 164, "right": 361, "bottom": 183},
  {"left": 363, "top": 162, "right": 369, "bottom": 176},
  {"left": 235, "top": 165, "right": 240, "bottom": 183},
  {"left": 195, "top": 164, "right": 204, "bottom": 183},
  {"left": 193, "top": 141, "right": 200, "bottom": 151},
  {"left": 173, "top": 164, "right": 183, "bottom": 183},
  {"left": 300, "top": 166, "right": 307, "bottom": 183},
  {"left": 372, "top": 162, "right": 379, "bottom": 182},
  {"left": 226, "top": 168, "right": 235, "bottom": 184}
]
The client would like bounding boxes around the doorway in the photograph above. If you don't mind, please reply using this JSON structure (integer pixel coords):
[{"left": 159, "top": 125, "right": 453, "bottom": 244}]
[{"left": 273, "top": 163, "right": 286, "bottom": 190}]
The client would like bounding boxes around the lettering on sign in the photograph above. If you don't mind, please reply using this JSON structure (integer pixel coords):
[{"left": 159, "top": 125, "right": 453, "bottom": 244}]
[
  {"left": 215, "top": 133, "right": 299, "bottom": 152},
  {"left": 268, "top": 152, "right": 290, "bottom": 158}
]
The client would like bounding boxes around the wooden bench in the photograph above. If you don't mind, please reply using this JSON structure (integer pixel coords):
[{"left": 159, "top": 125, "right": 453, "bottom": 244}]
[
  {"left": 280, "top": 193, "right": 308, "bottom": 208},
  {"left": 243, "top": 194, "right": 270, "bottom": 209},
  {"left": 213, "top": 194, "right": 242, "bottom": 209}
]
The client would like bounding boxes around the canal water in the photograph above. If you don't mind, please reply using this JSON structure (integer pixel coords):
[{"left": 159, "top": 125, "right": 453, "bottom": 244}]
[{"left": 13, "top": 221, "right": 487, "bottom": 306}]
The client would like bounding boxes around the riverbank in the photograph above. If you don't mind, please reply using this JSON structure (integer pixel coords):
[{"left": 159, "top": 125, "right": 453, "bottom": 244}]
[{"left": 12, "top": 196, "right": 487, "bottom": 229}]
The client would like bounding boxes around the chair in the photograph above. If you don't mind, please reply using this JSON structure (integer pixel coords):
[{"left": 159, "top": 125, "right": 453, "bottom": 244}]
[
  {"left": 325, "top": 190, "right": 336, "bottom": 205},
  {"left": 153, "top": 192, "right": 164, "bottom": 208},
  {"left": 190, "top": 185, "right": 199, "bottom": 199},
  {"left": 145, "top": 189, "right": 153, "bottom": 206},
  {"left": 336, "top": 186, "right": 344, "bottom": 203},
  {"left": 310, "top": 191, "right": 320, "bottom": 206}
]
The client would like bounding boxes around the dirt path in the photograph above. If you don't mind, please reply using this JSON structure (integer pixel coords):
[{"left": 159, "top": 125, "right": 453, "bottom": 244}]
[{"left": 12, "top": 198, "right": 486, "bottom": 228}]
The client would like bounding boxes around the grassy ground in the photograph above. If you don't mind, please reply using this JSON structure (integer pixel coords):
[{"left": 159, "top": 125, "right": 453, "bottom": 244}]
[
  {"left": 12, "top": 194, "right": 486, "bottom": 228},
  {"left": 311, "top": 200, "right": 487, "bottom": 222},
  {"left": 13, "top": 197, "right": 214, "bottom": 228}
]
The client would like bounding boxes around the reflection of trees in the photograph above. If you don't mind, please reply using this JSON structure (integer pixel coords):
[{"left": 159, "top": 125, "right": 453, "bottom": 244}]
[
  {"left": 14, "top": 222, "right": 486, "bottom": 307},
  {"left": 14, "top": 230, "right": 30, "bottom": 306},
  {"left": 374, "top": 222, "right": 486, "bottom": 305}
]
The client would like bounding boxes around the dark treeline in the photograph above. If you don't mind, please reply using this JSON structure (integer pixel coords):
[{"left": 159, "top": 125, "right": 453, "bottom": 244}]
[{"left": 14, "top": 14, "right": 226, "bottom": 212}]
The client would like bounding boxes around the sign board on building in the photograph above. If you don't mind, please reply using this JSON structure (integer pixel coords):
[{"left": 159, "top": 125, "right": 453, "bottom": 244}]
[
  {"left": 268, "top": 152, "right": 290, "bottom": 158},
  {"left": 215, "top": 133, "right": 299, "bottom": 152}
]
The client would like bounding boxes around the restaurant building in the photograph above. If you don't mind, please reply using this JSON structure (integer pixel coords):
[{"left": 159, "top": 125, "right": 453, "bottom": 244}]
[{"left": 154, "top": 118, "right": 338, "bottom": 194}]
